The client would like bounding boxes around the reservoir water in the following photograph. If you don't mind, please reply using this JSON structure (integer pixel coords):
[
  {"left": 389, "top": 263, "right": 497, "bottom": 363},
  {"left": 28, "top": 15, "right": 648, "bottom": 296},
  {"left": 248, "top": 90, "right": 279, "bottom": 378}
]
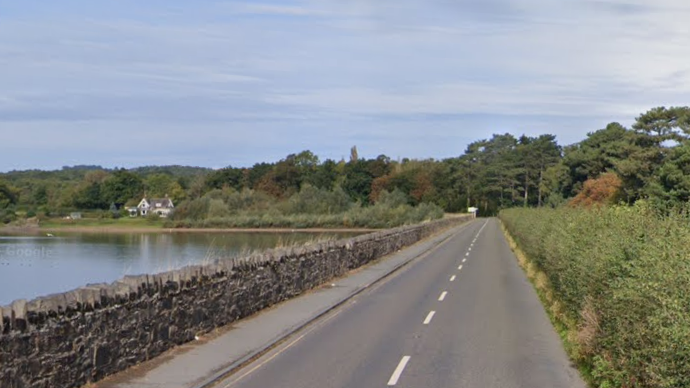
[{"left": 0, "top": 231, "right": 362, "bottom": 306}]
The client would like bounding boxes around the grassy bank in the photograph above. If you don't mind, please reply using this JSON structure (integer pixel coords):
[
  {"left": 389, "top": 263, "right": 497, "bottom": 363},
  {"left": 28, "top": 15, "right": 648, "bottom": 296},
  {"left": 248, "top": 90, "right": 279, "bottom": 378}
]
[
  {"left": 500, "top": 204, "right": 690, "bottom": 388},
  {"left": 37, "top": 217, "right": 165, "bottom": 229}
]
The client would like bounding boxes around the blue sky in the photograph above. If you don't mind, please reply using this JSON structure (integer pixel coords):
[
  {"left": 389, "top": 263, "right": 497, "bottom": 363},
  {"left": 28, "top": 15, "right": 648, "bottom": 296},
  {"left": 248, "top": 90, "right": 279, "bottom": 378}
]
[{"left": 1, "top": 0, "right": 689, "bottom": 171}]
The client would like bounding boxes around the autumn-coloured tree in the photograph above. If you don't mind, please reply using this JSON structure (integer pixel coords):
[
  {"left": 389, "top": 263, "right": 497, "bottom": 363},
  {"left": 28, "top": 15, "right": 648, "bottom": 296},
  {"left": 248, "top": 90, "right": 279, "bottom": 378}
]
[
  {"left": 569, "top": 172, "right": 622, "bottom": 207},
  {"left": 370, "top": 175, "right": 392, "bottom": 203}
]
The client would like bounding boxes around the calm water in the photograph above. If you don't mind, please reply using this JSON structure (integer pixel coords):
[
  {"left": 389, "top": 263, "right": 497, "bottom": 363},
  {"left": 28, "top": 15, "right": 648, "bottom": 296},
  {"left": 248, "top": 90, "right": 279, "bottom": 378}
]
[{"left": 0, "top": 231, "right": 361, "bottom": 306}]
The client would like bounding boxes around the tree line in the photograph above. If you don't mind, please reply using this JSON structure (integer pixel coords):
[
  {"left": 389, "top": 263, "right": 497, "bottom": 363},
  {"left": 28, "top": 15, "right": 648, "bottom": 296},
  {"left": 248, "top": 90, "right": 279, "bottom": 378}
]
[{"left": 0, "top": 106, "right": 689, "bottom": 224}]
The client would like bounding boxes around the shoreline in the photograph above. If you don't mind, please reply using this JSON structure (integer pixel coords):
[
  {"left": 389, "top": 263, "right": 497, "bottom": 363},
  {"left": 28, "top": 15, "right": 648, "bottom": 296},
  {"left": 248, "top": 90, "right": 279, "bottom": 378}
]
[{"left": 1, "top": 225, "right": 377, "bottom": 235}]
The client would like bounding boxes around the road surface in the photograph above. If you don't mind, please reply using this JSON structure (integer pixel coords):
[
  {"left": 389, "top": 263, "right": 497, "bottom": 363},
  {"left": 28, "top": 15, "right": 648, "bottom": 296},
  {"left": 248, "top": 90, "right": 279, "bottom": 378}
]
[{"left": 210, "top": 219, "right": 585, "bottom": 388}]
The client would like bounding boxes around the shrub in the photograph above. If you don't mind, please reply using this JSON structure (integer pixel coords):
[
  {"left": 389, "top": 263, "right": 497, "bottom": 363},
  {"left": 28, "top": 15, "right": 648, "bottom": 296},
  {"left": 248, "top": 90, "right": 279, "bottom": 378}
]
[
  {"left": 285, "top": 185, "right": 353, "bottom": 215},
  {"left": 569, "top": 172, "right": 623, "bottom": 207},
  {"left": 375, "top": 189, "right": 410, "bottom": 208},
  {"left": 500, "top": 204, "right": 690, "bottom": 387},
  {"left": 170, "top": 187, "right": 442, "bottom": 229},
  {"left": 207, "top": 199, "right": 231, "bottom": 218},
  {"left": 146, "top": 212, "right": 161, "bottom": 223},
  {"left": 172, "top": 197, "right": 210, "bottom": 221},
  {"left": 224, "top": 189, "right": 273, "bottom": 212},
  {"left": 0, "top": 208, "right": 17, "bottom": 224}
]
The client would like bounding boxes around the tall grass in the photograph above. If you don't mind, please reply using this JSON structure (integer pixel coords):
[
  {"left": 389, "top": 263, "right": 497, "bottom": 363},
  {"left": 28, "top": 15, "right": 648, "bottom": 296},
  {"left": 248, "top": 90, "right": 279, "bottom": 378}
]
[{"left": 500, "top": 203, "right": 690, "bottom": 388}]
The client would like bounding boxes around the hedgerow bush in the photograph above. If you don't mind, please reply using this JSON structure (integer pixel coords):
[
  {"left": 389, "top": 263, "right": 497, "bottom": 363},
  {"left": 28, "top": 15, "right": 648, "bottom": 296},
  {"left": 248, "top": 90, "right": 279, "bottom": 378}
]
[
  {"left": 168, "top": 187, "right": 444, "bottom": 229},
  {"left": 500, "top": 203, "right": 690, "bottom": 388}
]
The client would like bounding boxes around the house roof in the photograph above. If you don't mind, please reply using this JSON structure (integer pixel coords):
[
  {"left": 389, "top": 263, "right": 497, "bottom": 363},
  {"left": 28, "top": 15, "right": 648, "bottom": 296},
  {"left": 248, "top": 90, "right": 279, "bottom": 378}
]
[{"left": 139, "top": 197, "right": 174, "bottom": 208}]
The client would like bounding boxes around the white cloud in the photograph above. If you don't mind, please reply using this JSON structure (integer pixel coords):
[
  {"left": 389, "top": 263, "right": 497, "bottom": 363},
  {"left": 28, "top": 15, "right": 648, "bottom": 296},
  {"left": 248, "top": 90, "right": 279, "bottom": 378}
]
[{"left": 1, "top": 0, "right": 690, "bottom": 170}]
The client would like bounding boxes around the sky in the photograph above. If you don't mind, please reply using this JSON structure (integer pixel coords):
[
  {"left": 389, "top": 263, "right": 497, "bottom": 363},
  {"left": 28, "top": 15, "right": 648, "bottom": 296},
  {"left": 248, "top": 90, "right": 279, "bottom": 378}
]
[{"left": 1, "top": 0, "right": 689, "bottom": 172}]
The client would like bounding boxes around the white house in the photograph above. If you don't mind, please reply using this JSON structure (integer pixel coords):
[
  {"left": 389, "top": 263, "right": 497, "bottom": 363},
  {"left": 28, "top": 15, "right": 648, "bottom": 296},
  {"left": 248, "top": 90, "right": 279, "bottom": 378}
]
[{"left": 133, "top": 197, "right": 175, "bottom": 218}]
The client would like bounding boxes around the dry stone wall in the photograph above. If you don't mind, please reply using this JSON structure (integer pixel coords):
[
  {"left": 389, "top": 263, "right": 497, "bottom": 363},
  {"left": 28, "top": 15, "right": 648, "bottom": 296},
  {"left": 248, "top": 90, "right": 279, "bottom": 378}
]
[{"left": 0, "top": 216, "right": 471, "bottom": 388}]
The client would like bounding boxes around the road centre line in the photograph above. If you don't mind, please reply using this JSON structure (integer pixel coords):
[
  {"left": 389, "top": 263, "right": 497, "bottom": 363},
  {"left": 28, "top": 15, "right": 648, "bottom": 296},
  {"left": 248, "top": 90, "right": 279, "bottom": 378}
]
[
  {"left": 450, "top": 275, "right": 456, "bottom": 282},
  {"left": 439, "top": 291, "right": 448, "bottom": 301},
  {"left": 220, "top": 221, "right": 480, "bottom": 388},
  {"left": 387, "top": 356, "right": 411, "bottom": 386},
  {"left": 462, "top": 258, "right": 467, "bottom": 263},
  {"left": 423, "top": 311, "right": 436, "bottom": 325},
  {"left": 458, "top": 264, "right": 463, "bottom": 270}
]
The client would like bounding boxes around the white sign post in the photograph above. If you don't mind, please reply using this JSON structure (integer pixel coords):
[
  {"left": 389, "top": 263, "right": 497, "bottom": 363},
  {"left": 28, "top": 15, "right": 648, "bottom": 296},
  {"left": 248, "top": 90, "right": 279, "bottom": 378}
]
[{"left": 468, "top": 207, "right": 478, "bottom": 218}]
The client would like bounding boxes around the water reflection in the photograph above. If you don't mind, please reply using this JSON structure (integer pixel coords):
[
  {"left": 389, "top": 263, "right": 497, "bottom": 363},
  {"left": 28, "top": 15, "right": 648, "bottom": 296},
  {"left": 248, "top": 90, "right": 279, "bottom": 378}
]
[{"left": 0, "top": 231, "right": 360, "bottom": 305}]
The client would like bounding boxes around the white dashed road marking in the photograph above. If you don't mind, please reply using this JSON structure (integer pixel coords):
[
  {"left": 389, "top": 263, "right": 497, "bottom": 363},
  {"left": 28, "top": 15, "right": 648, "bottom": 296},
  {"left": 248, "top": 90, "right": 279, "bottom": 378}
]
[{"left": 388, "top": 356, "right": 411, "bottom": 386}]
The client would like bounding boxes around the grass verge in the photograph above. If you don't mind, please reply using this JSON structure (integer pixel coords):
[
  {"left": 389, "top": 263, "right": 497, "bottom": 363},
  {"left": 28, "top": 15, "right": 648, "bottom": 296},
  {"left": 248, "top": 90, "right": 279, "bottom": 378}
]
[{"left": 499, "top": 220, "right": 593, "bottom": 385}]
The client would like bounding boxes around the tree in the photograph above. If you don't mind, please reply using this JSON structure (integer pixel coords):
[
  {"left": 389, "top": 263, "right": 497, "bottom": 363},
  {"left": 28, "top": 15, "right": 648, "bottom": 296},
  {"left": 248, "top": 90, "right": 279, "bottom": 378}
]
[
  {"left": 646, "top": 143, "right": 690, "bottom": 203},
  {"left": 342, "top": 160, "right": 373, "bottom": 204},
  {"left": 459, "top": 140, "right": 485, "bottom": 210},
  {"left": 101, "top": 169, "right": 144, "bottom": 207},
  {"left": 256, "top": 156, "right": 302, "bottom": 197},
  {"left": 478, "top": 134, "right": 521, "bottom": 208},
  {"left": 292, "top": 150, "right": 320, "bottom": 187},
  {"left": 72, "top": 181, "right": 108, "bottom": 209},
  {"left": 205, "top": 167, "right": 243, "bottom": 191},
  {"left": 526, "top": 135, "right": 561, "bottom": 206},
  {"left": 244, "top": 162, "right": 273, "bottom": 190},
  {"left": 350, "top": 146, "right": 359, "bottom": 163},
  {"left": 632, "top": 106, "right": 690, "bottom": 142},
  {"left": 541, "top": 162, "right": 571, "bottom": 207},
  {"left": 32, "top": 185, "right": 48, "bottom": 206},
  {"left": 563, "top": 122, "right": 663, "bottom": 202},
  {"left": 0, "top": 179, "right": 19, "bottom": 209},
  {"left": 569, "top": 172, "right": 623, "bottom": 207},
  {"left": 308, "top": 159, "right": 339, "bottom": 190},
  {"left": 145, "top": 174, "right": 175, "bottom": 197},
  {"left": 367, "top": 155, "right": 392, "bottom": 179}
]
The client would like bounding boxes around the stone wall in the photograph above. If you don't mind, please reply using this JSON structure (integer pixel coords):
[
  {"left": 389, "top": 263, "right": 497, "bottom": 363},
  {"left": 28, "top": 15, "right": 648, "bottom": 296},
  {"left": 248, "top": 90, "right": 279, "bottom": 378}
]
[{"left": 0, "top": 216, "right": 471, "bottom": 388}]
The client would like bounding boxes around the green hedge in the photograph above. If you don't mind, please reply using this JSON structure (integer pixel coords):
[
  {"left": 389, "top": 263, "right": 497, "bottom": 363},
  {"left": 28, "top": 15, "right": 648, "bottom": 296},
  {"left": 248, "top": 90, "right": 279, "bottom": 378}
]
[{"left": 500, "top": 204, "right": 690, "bottom": 388}]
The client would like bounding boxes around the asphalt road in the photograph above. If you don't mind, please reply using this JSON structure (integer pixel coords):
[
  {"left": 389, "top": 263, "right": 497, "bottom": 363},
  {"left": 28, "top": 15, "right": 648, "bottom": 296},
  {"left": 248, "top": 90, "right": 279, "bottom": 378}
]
[{"left": 211, "top": 219, "right": 586, "bottom": 388}]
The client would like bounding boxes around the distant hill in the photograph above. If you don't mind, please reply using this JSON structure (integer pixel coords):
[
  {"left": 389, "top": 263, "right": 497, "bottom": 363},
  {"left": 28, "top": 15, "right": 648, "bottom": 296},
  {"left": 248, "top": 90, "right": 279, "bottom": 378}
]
[
  {"left": 0, "top": 165, "right": 212, "bottom": 181},
  {"left": 128, "top": 165, "right": 213, "bottom": 179}
]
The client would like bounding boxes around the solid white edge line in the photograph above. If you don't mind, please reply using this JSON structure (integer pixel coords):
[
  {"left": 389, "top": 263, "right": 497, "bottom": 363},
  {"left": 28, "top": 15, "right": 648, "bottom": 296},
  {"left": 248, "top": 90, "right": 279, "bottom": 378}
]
[
  {"left": 450, "top": 275, "right": 456, "bottom": 282},
  {"left": 388, "top": 356, "right": 411, "bottom": 386},
  {"left": 439, "top": 291, "right": 448, "bottom": 301},
  {"left": 423, "top": 311, "right": 436, "bottom": 325}
]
